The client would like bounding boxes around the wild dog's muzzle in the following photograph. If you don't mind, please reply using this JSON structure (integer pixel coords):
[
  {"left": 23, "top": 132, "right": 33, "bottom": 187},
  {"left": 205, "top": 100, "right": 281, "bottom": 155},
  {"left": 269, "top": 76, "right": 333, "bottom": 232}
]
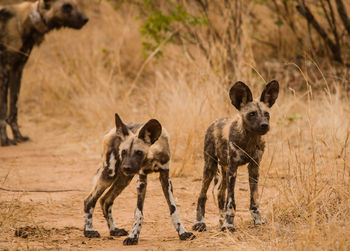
[
  {"left": 257, "top": 123, "right": 269, "bottom": 135},
  {"left": 121, "top": 165, "right": 138, "bottom": 176},
  {"left": 65, "top": 11, "right": 89, "bottom": 29}
]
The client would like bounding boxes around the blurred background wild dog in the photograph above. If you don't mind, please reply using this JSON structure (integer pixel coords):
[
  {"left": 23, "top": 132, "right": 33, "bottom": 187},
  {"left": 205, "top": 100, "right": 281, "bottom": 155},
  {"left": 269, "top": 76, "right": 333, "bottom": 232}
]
[{"left": 0, "top": 0, "right": 88, "bottom": 146}]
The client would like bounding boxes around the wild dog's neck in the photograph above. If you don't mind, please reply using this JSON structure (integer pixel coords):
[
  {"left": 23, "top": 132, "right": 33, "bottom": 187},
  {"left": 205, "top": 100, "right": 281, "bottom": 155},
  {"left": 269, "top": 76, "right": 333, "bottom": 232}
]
[
  {"left": 28, "top": 1, "right": 48, "bottom": 34},
  {"left": 19, "top": 1, "right": 48, "bottom": 51}
]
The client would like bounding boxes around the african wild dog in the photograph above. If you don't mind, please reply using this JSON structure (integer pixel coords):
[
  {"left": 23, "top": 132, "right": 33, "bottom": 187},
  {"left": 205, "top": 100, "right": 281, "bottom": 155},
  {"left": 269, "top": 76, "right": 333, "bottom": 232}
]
[
  {"left": 0, "top": 0, "right": 88, "bottom": 146},
  {"left": 84, "top": 113, "right": 195, "bottom": 245},
  {"left": 192, "top": 80, "right": 279, "bottom": 232}
]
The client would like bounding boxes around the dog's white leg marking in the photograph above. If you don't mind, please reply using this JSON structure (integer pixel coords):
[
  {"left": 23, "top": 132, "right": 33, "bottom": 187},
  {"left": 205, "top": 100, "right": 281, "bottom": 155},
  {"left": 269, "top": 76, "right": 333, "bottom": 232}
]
[
  {"left": 84, "top": 207, "right": 95, "bottom": 231},
  {"left": 105, "top": 152, "right": 116, "bottom": 177},
  {"left": 222, "top": 197, "right": 235, "bottom": 229},
  {"left": 193, "top": 218, "right": 206, "bottom": 224},
  {"left": 221, "top": 172, "right": 237, "bottom": 232},
  {"left": 84, "top": 163, "right": 115, "bottom": 238},
  {"left": 107, "top": 206, "right": 117, "bottom": 230},
  {"left": 161, "top": 161, "right": 170, "bottom": 170},
  {"left": 124, "top": 174, "right": 147, "bottom": 245},
  {"left": 128, "top": 208, "right": 143, "bottom": 239},
  {"left": 168, "top": 179, "right": 187, "bottom": 235},
  {"left": 85, "top": 168, "right": 102, "bottom": 232},
  {"left": 159, "top": 168, "right": 194, "bottom": 239}
]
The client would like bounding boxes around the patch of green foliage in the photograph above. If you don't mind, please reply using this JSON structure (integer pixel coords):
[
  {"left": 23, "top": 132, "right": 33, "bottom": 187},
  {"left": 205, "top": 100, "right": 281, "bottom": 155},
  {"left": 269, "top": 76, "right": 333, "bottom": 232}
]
[{"left": 137, "top": 1, "right": 208, "bottom": 57}]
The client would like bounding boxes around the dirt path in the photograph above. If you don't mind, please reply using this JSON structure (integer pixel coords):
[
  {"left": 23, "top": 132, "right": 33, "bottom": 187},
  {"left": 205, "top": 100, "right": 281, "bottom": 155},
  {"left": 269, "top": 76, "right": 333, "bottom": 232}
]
[{"left": 0, "top": 125, "right": 274, "bottom": 251}]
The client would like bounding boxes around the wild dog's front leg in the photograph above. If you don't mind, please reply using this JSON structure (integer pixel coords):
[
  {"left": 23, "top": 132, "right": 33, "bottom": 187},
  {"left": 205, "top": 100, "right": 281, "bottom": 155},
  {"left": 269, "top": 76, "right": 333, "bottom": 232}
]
[
  {"left": 123, "top": 174, "right": 147, "bottom": 245},
  {"left": 248, "top": 162, "right": 264, "bottom": 225},
  {"left": 7, "top": 66, "right": 30, "bottom": 143},
  {"left": 159, "top": 169, "right": 195, "bottom": 240},
  {"left": 0, "top": 73, "right": 16, "bottom": 146},
  {"left": 83, "top": 165, "right": 114, "bottom": 238},
  {"left": 221, "top": 165, "right": 238, "bottom": 232},
  {"left": 100, "top": 172, "right": 133, "bottom": 237},
  {"left": 217, "top": 166, "right": 227, "bottom": 225}
]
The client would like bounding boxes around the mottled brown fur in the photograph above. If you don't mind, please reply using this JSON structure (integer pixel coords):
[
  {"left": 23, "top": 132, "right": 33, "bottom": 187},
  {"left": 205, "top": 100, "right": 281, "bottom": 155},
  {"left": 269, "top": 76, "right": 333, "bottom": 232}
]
[
  {"left": 193, "top": 80, "right": 279, "bottom": 232},
  {"left": 84, "top": 114, "right": 195, "bottom": 245},
  {"left": 0, "top": 0, "right": 88, "bottom": 146}
]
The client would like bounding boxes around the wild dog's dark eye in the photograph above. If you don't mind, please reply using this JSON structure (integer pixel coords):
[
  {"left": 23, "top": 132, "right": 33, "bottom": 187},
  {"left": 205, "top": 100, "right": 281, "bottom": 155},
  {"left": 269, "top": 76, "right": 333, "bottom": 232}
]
[
  {"left": 135, "top": 150, "right": 143, "bottom": 157},
  {"left": 62, "top": 3, "right": 73, "bottom": 13},
  {"left": 264, "top": 112, "right": 270, "bottom": 118},
  {"left": 249, "top": 111, "right": 257, "bottom": 117},
  {"left": 121, "top": 149, "right": 127, "bottom": 156}
]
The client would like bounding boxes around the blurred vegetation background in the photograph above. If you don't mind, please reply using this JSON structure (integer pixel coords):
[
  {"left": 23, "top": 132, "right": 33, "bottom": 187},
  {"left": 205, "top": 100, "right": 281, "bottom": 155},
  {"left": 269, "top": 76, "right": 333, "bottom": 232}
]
[{"left": 107, "top": 0, "right": 350, "bottom": 89}]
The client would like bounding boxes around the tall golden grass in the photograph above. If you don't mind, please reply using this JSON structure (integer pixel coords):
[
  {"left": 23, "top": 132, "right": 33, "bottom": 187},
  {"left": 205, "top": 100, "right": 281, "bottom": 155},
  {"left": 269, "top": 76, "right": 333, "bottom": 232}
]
[{"left": 13, "top": 0, "right": 350, "bottom": 249}]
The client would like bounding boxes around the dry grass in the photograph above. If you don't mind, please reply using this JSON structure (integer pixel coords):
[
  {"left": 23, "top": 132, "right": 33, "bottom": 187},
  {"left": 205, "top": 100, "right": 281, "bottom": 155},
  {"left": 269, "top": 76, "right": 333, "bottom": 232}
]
[{"left": 2, "top": 0, "right": 349, "bottom": 250}]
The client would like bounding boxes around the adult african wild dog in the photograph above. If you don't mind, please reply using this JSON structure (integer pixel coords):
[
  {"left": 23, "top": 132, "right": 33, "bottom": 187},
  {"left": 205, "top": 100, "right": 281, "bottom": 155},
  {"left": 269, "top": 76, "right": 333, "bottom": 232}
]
[
  {"left": 0, "top": 0, "right": 88, "bottom": 146},
  {"left": 193, "top": 80, "right": 279, "bottom": 232},
  {"left": 84, "top": 114, "right": 195, "bottom": 245}
]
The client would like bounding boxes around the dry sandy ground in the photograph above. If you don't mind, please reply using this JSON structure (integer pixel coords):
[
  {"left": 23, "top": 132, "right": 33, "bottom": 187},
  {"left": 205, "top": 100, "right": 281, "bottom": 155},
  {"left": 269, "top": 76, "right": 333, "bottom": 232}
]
[{"left": 0, "top": 122, "right": 276, "bottom": 251}]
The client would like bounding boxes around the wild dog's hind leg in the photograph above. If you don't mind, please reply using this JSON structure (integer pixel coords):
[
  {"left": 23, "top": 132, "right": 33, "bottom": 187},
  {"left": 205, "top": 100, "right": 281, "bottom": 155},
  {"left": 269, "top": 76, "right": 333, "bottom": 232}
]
[
  {"left": 159, "top": 168, "right": 195, "bottom": 240},
  {"left": 248, "top": 162, "right": 264, "bottom": 225},
  {"left": 123, "top": 174, "right": 147, "bottom": 245},
  {"left": 7, "top": 65, "right": 30, "bottom": 143},
  {"left": 83, "top": 165, "right": 115, "bottom": 238},
  {"left": 0, "top": 71, "right": 16, "bottom": 146},
  {"left": 100, "top": 172, "right": 133, "bottom": 237},
  {"left": 193, "top": 147, "right": 218, "bottom": 232}
]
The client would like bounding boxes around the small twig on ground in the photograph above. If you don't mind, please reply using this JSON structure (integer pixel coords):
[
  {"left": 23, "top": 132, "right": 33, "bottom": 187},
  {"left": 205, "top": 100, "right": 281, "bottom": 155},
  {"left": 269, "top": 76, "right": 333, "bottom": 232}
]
[{"left": 0, "top": 187, "right": 85, "bottom": 193}]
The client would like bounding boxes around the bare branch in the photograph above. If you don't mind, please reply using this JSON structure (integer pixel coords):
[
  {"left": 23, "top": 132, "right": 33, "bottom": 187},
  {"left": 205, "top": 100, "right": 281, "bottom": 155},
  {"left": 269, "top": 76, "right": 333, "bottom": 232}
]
[
  {"left": 296, "top": 4, "right": 343, "bottom": 63},
  {"left": 335, "top": 0, "right": 350, "bottom": 34}
]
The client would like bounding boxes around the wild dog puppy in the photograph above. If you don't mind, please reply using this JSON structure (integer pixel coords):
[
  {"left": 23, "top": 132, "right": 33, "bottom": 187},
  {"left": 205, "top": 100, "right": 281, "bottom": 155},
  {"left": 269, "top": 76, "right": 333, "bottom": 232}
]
[
  {"left": 0, "top": 0, "right": 88, "bottom": 146},
  {"left": 84, "top": 114, "right": 195, "bottom": 245},
  {"left": 193, "top": 81, "right": 279, "bottom": 232}
]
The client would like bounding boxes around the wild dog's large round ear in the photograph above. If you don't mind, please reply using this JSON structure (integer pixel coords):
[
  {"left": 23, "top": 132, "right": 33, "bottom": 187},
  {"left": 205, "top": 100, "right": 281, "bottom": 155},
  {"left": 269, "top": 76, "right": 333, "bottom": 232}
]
[
  {"left": 115, "top": 113, "right": 129, "bottom": 137},
  {"left": 229, "top": 81, "right": 253, "bottom": 110},
  {"left": 260, "top": 80, "right": 279, "bottom": 108},
  {"left": 138, "top": 119, "right": 162, "bottom": 145}
]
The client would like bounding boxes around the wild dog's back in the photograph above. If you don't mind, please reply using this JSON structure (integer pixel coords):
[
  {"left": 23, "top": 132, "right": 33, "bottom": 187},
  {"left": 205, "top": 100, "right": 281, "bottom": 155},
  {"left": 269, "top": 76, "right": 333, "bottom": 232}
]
[{"left": 205, "top": 114, "right": 255, "bottom": 166}]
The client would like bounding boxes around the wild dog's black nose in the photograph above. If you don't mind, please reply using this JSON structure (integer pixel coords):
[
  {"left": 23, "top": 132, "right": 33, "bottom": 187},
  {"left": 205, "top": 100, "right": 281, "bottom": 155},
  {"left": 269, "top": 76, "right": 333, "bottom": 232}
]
[
  {"left": 260, "top": 123, "right": 269, "bottom": 130},
  {"left": 83, "top": 17, "right": 89, "bottom": 24},
  {"left": 123, "top": 167, "right": 132, "bottom": 173}
]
